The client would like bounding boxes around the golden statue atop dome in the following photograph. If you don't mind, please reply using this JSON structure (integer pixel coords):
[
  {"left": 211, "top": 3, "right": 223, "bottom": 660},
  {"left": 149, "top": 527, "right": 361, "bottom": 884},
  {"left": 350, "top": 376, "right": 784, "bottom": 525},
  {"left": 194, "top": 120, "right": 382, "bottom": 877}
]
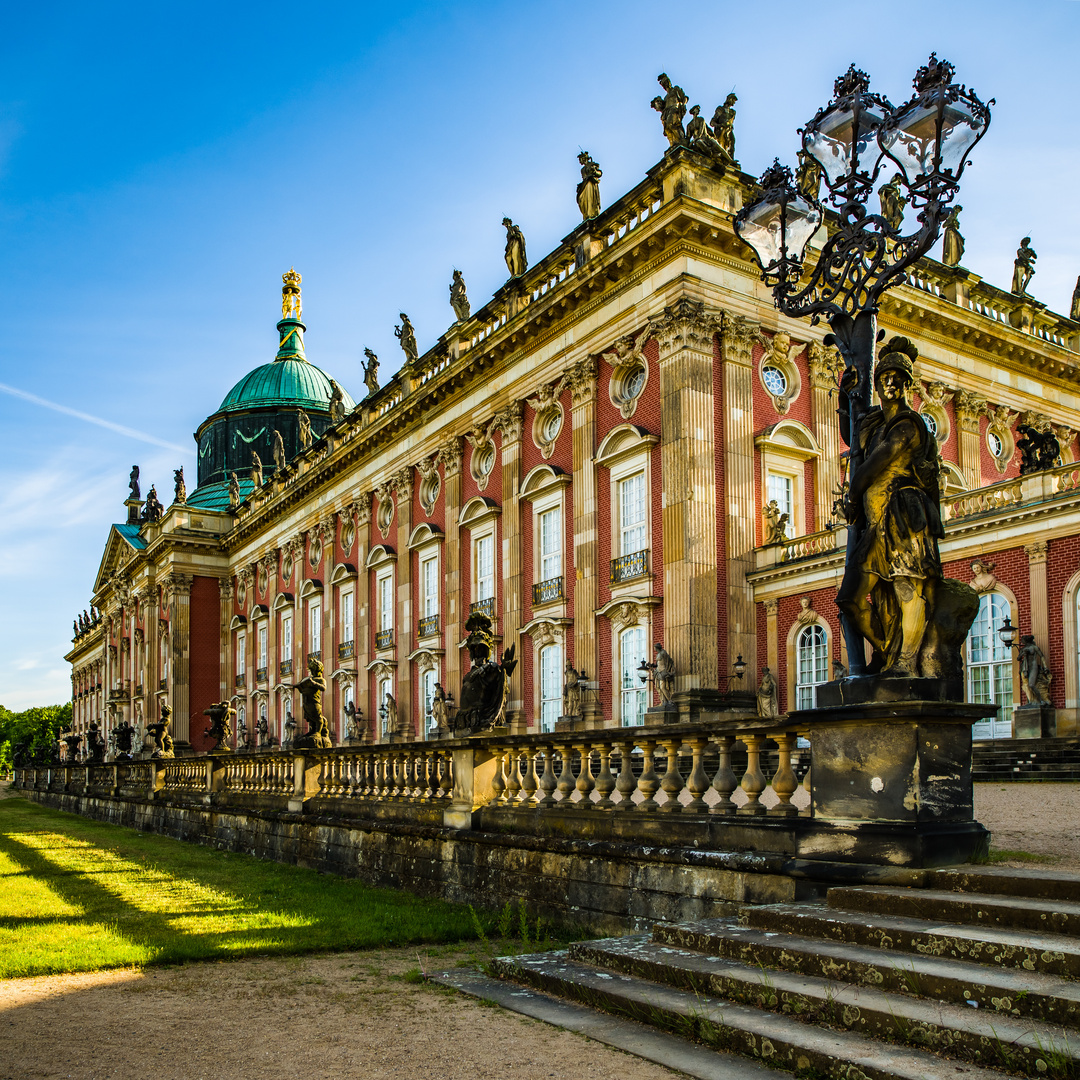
[{"left": 281, "top": 267, "right": 302, "bottom": 321}]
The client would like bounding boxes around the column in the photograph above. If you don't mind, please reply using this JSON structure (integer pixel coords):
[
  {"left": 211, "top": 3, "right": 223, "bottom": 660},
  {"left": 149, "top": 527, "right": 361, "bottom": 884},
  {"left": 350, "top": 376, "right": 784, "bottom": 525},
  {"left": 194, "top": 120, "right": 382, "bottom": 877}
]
[
  {"left": 264, "top": 550, "right": 279, "bottom": 731},
  {"left": 568, "top": 356, "right": 601, "bottom": 726},
  {"left": 495, "top": 401, "right": 525, "bottom": 731},
  {"left": 721, "top": 313, "right": 759, "bottom": 684},
  {"left": 809, "top": 341, "right": 843, "bottom": 530},
  {"left": 955, "top": 391, "right": 988, "bottom": 490},
  {"left": 1026, "top": 540, "right": 1050, "bottom": 657},
  {"left": 320, "top": 516, "right": 335, "bottom": 726},
  {"left": 765, "top": 598, "right": 779, "bottom": 674},
  {"left": 219, "top": 577, "right": 232, "bottom": 703},
  {"left": 394, "top": 468, "right": 415, "bottom": 736},
  {"left": 353, "top": 494, "right": 373, "bottom": 735},
  {"left": 439, "top": 439, "right": 464, "bottom": 713},
  {"left": 166, "top": 572, "right": 194, "bottom": 745}
]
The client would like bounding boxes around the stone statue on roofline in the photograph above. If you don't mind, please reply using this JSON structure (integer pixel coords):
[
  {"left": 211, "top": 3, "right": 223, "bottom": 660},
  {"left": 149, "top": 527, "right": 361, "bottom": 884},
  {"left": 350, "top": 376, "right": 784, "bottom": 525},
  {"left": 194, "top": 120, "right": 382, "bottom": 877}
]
[
  {"left": 576, "top": 152, "right": 602, "bottom": 220},
  {"left": 141, "top": 486, "right": 164, "bottom": 523},
  {"left": 271, "top": 429, "right": 286, "bottom": 472},
  {"left": 877, "top": 173, "right": 907, "bottom": 233},
  {"left": 709, "top": 93, "right": 738, "bottom": 169},
  {"left": 251, "top": 452, "right": 263, "bottom": 488},
  {"left": 942, "top": 206, "right": 964, "bottom": 267},
  {"left": 651, "top": 73, "right": 688, "bottom": 148},
  {"left": 297, "top": 409, "right": 312, "bottom": 450},
  {"left": 502, "top": 218, "right": 527, "bottom": 278},
  {"left": 395, "top": 314, "right": 419, "bottom": 364},
  {"left": 128, "top": 465, "right": 141, "bottom": 500},
  {"left": 1071, "top": 276, "right": 1080, "bottom": 322},
  {"left": 1011, "top": 237, "right": 1037, "bottom": 296},
  {"left": 454, "top": 611, "right": 517, "bottom": 733},
  {"left": 328, "top": 379, "right": 346, "bottom": 423},
  {"left": 796, "top": 150, "right": 822, "bottom": 201},
  {"left": 363, "top": 348, "right": 380, "bottom": 396},
  {"left": 449, "top": 271, "right": 471, "bottom": 323},
  {"left": 229, "top": 472, "right": 241, "bottom": 506}
]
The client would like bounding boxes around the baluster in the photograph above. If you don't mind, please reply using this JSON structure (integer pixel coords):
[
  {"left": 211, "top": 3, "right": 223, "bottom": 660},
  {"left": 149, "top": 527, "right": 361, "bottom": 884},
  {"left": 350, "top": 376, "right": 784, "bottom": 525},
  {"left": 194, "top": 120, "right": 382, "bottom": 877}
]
[
  {"left": 520, "top": 749, "right": 538, "bottom": 806},
  {"left": 490, "top": 746, "right": 506, "bottom": 804},
  {"left": 593, "top": 742, "right": 616, "bottom": 809},
  {"left": 573, "top": 742, "right": 595, "bottom": 809},
  {"left": 319, "top": 756, "right": 333, "bottom": 797},
  {"left": 738, "top": 734, "right": 767, "bottom": 816},
  {"left": 555, "top": 743, "right": 575, "bottom": 806},
  {"left": 421, "top": 751, "right": 434, "bottom": 800},
  {"left": 635, "top": 740, "right": 660, "bottom": 812},
  {"left": 769, "top": 732, "right": 798, "bottom": 816},
  {"left": 390, "top": 751, "right": 403, "bottom": 797},
  {"left": 504, "top": 749, "right": 521, "bottom": 806},
  {"left": 684, "top": 737, "right": 709, "bottom": 814},
  {"left": 537, "top": 746, "right": 558, "bottom": 808},
  {"left": 710, "top": 735, "right": 738, "bottom": 814},
  {"left": 658, "top": 738, "right": 684, "bottom": 813},
  {"left": 614, "top": 740, "right": 637, "bottom": 810},
  {"left": 441, "top": 753, "right": 455, "bottom": 799}
]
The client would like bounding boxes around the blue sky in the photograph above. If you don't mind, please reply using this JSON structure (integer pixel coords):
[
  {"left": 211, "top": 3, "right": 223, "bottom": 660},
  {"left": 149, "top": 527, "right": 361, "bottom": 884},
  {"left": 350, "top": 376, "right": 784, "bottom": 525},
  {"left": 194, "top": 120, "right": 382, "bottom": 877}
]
[{"left": 1, "top": 1, "right": 1078, "bottom": 709}]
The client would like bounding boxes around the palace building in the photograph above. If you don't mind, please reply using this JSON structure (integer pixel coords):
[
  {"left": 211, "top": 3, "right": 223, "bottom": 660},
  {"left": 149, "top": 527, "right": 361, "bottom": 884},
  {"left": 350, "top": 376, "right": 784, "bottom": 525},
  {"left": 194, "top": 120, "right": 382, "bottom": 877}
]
[{"left": 66, "top": 133, "right": 1080, "bottom": 753}]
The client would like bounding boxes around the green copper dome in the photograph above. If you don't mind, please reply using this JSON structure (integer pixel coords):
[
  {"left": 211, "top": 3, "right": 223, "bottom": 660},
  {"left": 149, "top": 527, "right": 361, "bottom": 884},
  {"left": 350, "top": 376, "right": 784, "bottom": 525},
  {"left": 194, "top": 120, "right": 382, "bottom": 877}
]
[{"left": 217, "top": 357, "right": 355, "bottom": 414}]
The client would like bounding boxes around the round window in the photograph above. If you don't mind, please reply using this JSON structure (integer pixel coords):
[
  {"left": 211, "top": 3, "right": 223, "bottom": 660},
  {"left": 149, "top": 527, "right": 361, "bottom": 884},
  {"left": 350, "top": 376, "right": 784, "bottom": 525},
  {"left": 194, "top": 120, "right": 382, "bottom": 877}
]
[
  {"left": 257, "top": 565, "right": 269, "bottom": 593},
  {"left": 762, "top": 366, "right": 788, "bottom": 396},
  {"left": 477, "top": 445, "right": 495, "bottom": 476},
  {"left": 281, "top": 555, "right": 293, "bottom": 583},
  {"left": 309, "top": 541, "right": 321, "bottom": 569},
  {"left": 921, "top": 411, "right": 938, "bottom": 437},
  {"left": 987, "top": 430, "right": 1004, "bottom": 458},
  {"left": 542, "top": 410, "right": 562, "bottom": 443},
  {"left": 624, "top": 365, "right": 647, "bottom": 400}
]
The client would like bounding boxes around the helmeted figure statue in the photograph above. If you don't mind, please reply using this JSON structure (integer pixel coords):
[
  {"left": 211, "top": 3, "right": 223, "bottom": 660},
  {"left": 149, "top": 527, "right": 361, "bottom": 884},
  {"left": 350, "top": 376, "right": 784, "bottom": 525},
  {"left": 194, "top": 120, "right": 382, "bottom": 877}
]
[
  {"left": 449, "top": 272, "right": 471, "bottom": 323},
  {"left": 454, "top": 611, "right": 517, "bottom": 733},
  {"left": 709, "top": 93, "right": 739, "bottom": 169},
  {"left": 1012, "top": 237, "right": 1037, "bottom": 296},
  {"left": 651, "top": 73, "right": 687, "bottom": 148},
  {"left": 293, "top": 656, "right": 331, "bottom": 748},
  {"left": 502, "top": 218, "right": 527, "bottom": 277},
  {"left": 1018, "top": 635, "right": 1052, "bottom": 705},
  {"left": 575, "top": 152, "right": 602, "bottom": 220},
  {"left": 203, "top": 701, "right": 235, "bottom": 753},
  {"left": 395, "top": 314, "right": 419, "bottom": 364},
  {"left": 942, "top": 206, "right": 965, "bottom": 267}
]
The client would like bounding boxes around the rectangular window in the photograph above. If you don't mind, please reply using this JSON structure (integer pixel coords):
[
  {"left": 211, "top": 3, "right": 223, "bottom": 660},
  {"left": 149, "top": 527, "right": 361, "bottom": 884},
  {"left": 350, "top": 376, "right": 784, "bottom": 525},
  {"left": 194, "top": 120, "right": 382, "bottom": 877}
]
[
  {"left": 421, "top": 668, "right": 437, "bottom": 735},
  {"left": 619, "top": 473, "right": 647, "bottom": 555},
  {"left": 766, "top": 473, "right": 794, "bottom": 538},
  {"left": 280, "top": 614, "right": 292, "bottom": 661},
  {"left": 257, "top": 624, "right": 268, "bottom": 668},
  {"left": 309, "top": 601, "right": 321, "bottom": 655},
  {"left": 378, "top": 574, "right": 393, "bottom": 632},
  {"left": 379, "top": 677, "right": 392, "bottom": 735},
  {"left": 341, "top": 590, "right": 354, "bottom": 644},
  {"left": 236, "top": 634, "right": 246, "bottom": 677},
  {"left": 539, "top": 507, "right": 562, "bottom": 581},
  {"left": 540, "top": 644, "right": 562, "bottom": 733},
  {"left": 475, "top": 534, "right": 494, "bottom": 601},
  {"left": 421, "top": 556, "right": 439, "bottom": 619},
  {"left": 620, "top": 624, "right": 647, "bottom": 726}
]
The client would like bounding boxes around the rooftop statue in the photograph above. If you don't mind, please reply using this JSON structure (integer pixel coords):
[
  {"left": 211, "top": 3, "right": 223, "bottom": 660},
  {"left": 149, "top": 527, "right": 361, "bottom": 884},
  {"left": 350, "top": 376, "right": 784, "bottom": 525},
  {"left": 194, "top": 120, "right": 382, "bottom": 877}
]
[
  {"left": 203, "top": 701, "right": 234, "bottom": 753},
  {"left": 449, "top": 271, "right": 471, "bottom": 322},
  {"left": 141, "top": 486, "right": 163, "bottom": 523},
  {"left": 172, "top": 467, "right": 186, "bottom": 505},
  {"left": 1072, "top": 275, "right": 1080, "bottom": 322},
  {"left": 795, "top": 149, "right": 822, "bottom": 201},
  {"left": 837, "top": 336, "right": 977, "bottom": 680},
  {"left": 363, "top": 348, "right": 380, "bottom": 396},
  {"left": 228, "top": 471, "right": 241, "bottom": 506},
  {"left": 709, "top": 93, "right": 738, "bottom": 169},
  {"left": 651, "top": 73, "right": 687, "bottom": 148},
  {"left": 1011, "top": 237, "right": 1037, "bottom": 296},
  {"left": 503, "top": 218, "right": 527, "bottom": 277},
  {"left": 271, "top": 428, "right": 286, "bottom": 471},
  {"left": 297, "top": 409, "right": 312, "bottom": 450},
  {"left": 281, "top": 267, "right": 302, "bottom": 320},
  {"left": 293, "top": 656, "right": 331, "bottom": 749},
  {"left": 877, "top": 173, "right": 907, "bottom": 233},
  {"left": 576, "top": 152, "right": 602, "bottom": 221},
  {"left": 686, "top": 106, "right": 722, "bottom": 158},
  {"left": 251, "top": 451, "right": 264, "bottom": 488},
  {"left": 128, "top": 465, "right": 140, "bottom": 500},
  {"left": 942, "top": 206, "right": 965, "bottom": 267},
  {"left": 455, "top": 611, "right": 517, "bottom": 733},
  {"left": 395, "top": 313, "right": 419, "bottom": 364},
  {"left": 328, "top": 378, "right": 346, "bottom": 423}
]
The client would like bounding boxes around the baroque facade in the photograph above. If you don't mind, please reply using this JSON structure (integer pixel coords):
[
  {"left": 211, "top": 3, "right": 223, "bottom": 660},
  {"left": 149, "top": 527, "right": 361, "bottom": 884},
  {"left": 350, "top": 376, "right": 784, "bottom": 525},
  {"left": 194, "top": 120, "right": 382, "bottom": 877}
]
[{"left": 66, "top": 143, "right": 1080, "bottom": 752}]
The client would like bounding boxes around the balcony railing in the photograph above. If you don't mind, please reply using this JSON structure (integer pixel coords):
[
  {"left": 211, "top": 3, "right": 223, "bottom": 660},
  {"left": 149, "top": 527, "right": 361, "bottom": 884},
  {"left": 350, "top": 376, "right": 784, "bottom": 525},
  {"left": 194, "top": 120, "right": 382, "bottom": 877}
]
[
  {"left": 418, "top": 615, "right": 440, "bottom": 638},
  {"left": 375, "top": 629, "right": 394, "bottom": 651},
  {"left": 235, "top": 673, "right": 245, "bottom": 688},
  {"left": 532, "top": 576, "right": 564, "bottom": 605},
  {"left": 338, "top": 640, "right": 355, "bottom": 661},
  {"left": 610, "top": 549, "right": 649, "bottom": 584},
  {"left": 279, "top": 659, "right": 293, "bottom": 678},
  {"left": 256, "top": 666, "right": 268, "bottom": 683},
  {"left": 470, "top": 597, "right": 496, "bottom": 620}
]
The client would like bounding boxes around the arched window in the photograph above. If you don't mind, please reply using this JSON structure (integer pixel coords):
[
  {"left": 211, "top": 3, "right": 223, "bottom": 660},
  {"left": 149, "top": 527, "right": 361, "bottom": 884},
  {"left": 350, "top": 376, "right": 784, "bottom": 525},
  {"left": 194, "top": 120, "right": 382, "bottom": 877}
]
[
  {"left": 539, "top": 644, "right": 562, "bottom": 733},
  {"left": 795, "top": 624, "right": 829, "bottom": 709},
  {"left": 620, "top": 625, "right": 647, "bottom": 727},
  {"left": 967, "top": 593, "right": 1014, "bottom": 739}
]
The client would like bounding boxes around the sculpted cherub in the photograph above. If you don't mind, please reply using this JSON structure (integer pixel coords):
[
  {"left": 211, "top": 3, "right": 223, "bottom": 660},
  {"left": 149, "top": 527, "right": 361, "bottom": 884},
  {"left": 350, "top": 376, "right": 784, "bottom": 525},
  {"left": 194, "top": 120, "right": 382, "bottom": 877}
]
[
  {"left": 525, "top": 374, "right": 569, "bottom": 414},
  {"left": 757, "top": 329, "right": 803, "bottom": 369}
]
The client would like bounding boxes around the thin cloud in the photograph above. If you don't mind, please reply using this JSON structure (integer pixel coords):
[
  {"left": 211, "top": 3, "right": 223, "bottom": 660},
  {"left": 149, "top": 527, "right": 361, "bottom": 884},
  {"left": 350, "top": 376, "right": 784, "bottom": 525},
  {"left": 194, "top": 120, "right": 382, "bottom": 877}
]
[{"left": 0, "top": 382, "right": 187, "bottom": 453}]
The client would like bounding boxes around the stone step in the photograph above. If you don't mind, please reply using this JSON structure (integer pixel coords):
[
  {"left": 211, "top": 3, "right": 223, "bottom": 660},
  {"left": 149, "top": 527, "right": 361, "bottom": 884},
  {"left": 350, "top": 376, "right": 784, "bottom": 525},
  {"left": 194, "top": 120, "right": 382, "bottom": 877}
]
[
  {"left": 566, "top": 937, "right": 1080, "bottom": 1078},
  {"left": 652, "top": 915, "right": 1080, "bottom": 1027},
  {"left": 932, "top": 867, "right": 1080, "bottom": 903},
  {"left": 740, "top": 902, "right": 1080, "bottom": 979},
  {"left": 493, "top": 949, "right": 1022, "bottom": 1080},
  {"left": 828, "top": 885, "right": 1080, "bottom": 937}
]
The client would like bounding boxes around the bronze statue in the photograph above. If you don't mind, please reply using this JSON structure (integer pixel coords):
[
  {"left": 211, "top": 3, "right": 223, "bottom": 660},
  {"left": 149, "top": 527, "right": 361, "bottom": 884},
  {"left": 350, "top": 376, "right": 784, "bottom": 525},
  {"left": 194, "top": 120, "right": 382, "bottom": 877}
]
[
  {"left": 877, "top": 173, "right": 907, "bottom": 233},
  {"left": 141, "top": 486, "right": 163, "bottom": 523},
  {"left": 148, "top": 704, "right": 174, "bottom": 759},
  {"left": 203, "top": 701, "right": 235, "bottom": 753},
  {"left": 650, "top": 643, "right": 675, "bottom": 706},
  {"left": 87, "top": 721, "right": 105, "bottom": 763},
  {"left": 709, "top": 93, "right": 738, "bottom": 169},
  {"left": 454, "top": 611, "right": 517, "bottom": 732},
  {"left": 228, "top": 471, "right": 241, "bottom": 506},
  {"left": 63, "top": 731, "right": 82, "bottom": 762},
  {"left": 114, "top": 720, "right": 135, "bottom": 760},
  {"left": 293, "top": 656, "right": 331, "bottom": 748},
  {"left": 271, "top": 429, "right": 286, "bottom": 472},
  {"left": 837, "top": 336, "right": 973, "bottom": 678},
  {"left": 563, "top": 662, "right": 583, "bottom": 718},
  {"left": 251, "top": 451, "right": 263, "bottom": 488},
  {"left": 450, "top": 271, "right": 471, "bottom": 322},
  {"left": 576, "top": 152, "right": 602, "bottom": 220},
  {"left": 502, "top": 218, "right": 527, "bottom": 278},
  {"left": 756, "top": 667, "right": 779, "bottom": 719},
  {"left": 363, "top": 347, "right": 380, "bottom": 396},
  {"left": 298, "top": 409, "right": 312, "bottom": 450},
  {"left": 762, "top": 500, "right": 789, "bottom": 545},
  {"left": 431, "top": 682, "right": 449, "bottom": 731},
  {"left": 796, "top": 150, "right": 822, "bottom": 201},
  {"left": 1011, "top": 237, "right": 1037, "bottom": 296},
  {"left": 128, "top": 465, "right": 141, "bottom": 500},
  {"left": 172, "top": 467, "right": 186, "bottom": 505},
  {"left": 328, "top": 379, "right": 346, "bottom": 423},
  {"left": 652, "top": 73, "right": 687, "bottom": 148},
  {"left": 395, "top": 314, "right": 419, "bottom": 363},
  {"left": 1017, "top": 424, "right": 1060, "bottom": 474},
  {"left": 942, "top": 206, "right": 965, "bottom": 267},
  {"left": 1018, "top": 635, "right": 1052, "bottom": 705}
]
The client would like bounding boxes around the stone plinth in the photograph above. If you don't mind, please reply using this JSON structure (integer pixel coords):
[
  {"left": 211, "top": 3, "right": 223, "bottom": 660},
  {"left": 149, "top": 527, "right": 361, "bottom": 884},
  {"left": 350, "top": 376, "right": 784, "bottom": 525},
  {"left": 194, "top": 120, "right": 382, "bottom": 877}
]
[{"left": 1014, "top": 703, "right": 1056, "bottom": 739}]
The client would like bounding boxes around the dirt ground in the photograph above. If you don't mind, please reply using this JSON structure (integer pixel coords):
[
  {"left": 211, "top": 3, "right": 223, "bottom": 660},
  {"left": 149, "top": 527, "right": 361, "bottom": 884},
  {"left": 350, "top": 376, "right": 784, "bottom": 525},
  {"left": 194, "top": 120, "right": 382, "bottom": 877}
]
[{"left": 0, "top": 782, "right": 1075, "bottom": 1080}]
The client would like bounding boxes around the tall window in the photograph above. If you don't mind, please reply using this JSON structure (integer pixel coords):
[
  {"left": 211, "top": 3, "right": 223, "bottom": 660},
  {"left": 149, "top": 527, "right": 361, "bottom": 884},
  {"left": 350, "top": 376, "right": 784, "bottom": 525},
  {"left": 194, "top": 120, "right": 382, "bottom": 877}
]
[
  {"left": 539, "top": 644, "right": 562, "bottom": 733},
  {"left": 280, "top": 614, "right": 292, "bottom": 662},
  {"left": 378, "top": 573, "right": 393, "bottom": 632},
  {"left": 257, "top": 624, "right": 268, "bottom": 669},
  {"left": 421, "top": 556, "right": 439, "bottom": 618},
  {"left": 236, "top": 634, "right": 246, "bottom": 680},
  {"left": 341, "top": 590, "right": 354, "bottom": 644},
  {"left": 475, "top": 534, "right": 494, "bottom": 600},
  {"left": 379, "top": 677, "right": 392, "bottom": 734},
  {"left": 539, "top": 507, "right": 562, "bottom": 581},
  {"left": 766, "top": 473, "right": 794, "bottom": 538},
  {"left": 619, "top": 473, "right": 647, "bottom": 555},
  {"left": 237, "top": 705, "right": 246, "bottom": 744},
  {"left": 795, "top": 624, "right": 829, "bottom": 709},
  {"left": 620, "top": 625, "right": 647, "bottom": 726},
  {"left": 309, "top": 600, "right": 321, "bottom": 655},
  {"left": 421, "top": 668, "right": 437, "bottom": 735},
  {"left": 968, "top": 593, "right": 1014, "bottom": 739}
]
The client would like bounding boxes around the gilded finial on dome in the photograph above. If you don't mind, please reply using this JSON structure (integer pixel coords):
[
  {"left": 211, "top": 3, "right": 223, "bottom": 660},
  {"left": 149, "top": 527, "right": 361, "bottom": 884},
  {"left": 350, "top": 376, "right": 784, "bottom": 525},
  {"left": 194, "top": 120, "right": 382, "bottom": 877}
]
[{"left": 281, "top": 267, "right": 302, "bottom": 321}]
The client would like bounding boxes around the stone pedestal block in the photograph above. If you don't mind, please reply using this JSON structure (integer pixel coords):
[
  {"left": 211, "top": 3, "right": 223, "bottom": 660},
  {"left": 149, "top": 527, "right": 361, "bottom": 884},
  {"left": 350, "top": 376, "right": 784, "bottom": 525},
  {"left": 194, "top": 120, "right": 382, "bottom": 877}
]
[{"left": 1013, "top": 703, "right": 1056, "bottom": 739}]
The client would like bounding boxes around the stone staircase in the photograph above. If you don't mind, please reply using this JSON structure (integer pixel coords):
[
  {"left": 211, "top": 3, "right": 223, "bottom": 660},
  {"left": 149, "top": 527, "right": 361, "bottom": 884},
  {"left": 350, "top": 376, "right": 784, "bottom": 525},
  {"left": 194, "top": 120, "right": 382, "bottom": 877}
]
[
  {"left": 486, "top": 867, "right": 1080, "bottom": 1079},
  {"left": 973, "top": 737, "right": 1080, "bottom": 781}
]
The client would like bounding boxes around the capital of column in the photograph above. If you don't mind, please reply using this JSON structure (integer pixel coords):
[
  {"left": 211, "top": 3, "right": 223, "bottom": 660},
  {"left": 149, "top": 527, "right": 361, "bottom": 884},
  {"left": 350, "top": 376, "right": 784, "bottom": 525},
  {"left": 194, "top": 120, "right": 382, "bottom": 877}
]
[
  {"left": 351, "top": 490, "right": 373, "bottom": 525},
  {"left": 647, "top": 297, "right": 723, "bottom": 358},
  {"left": 808, "top": 340, "right": 843, "bottom": 390},
  {"left": 567, "top": 355, "right": 599, "bottom": 407},
  {"left": 436, "top": 436, "right": 463, "bottom": 477},
  {"left": 1025, "top": 539, "right": 1048, "bottom": 565},
  {"left": 393, "top": 467, "right": 415, "bottom": 505},
  {"left": 764, "top": 598, "right": 779, "bottom": 616},
  {"left": 955, "top": 390, "right": 989, "bottom": 433},
  {"left": 719, "top": 313, "right": 759, "bottom": 367},
  {"left": 492, "top": 400, "right": 525, "bottom": 445}
]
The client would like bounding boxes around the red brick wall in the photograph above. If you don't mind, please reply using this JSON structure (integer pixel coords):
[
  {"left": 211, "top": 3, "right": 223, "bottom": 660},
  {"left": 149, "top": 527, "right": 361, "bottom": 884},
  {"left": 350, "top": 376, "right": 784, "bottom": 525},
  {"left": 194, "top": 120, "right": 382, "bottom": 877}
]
[
  {"left": 188, "top": 575, "right": 221, "bottom": 753},
  {"left": 1047, "top": 536, "right": 1080, "bottom": 708}
]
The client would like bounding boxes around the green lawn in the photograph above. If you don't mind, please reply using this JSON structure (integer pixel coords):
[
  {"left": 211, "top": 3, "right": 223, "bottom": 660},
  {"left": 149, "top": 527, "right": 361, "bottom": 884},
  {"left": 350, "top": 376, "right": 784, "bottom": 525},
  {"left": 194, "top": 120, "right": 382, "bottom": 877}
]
[{"left": 0, "top": 795, "right": 481, "bottom": 979}]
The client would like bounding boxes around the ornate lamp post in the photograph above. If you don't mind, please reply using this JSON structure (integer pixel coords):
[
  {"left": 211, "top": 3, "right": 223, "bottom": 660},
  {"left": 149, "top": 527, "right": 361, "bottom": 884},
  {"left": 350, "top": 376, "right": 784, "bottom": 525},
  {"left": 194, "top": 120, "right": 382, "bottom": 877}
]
[{"left": 735, "top": 55, "right": 992, "bottom": 674}]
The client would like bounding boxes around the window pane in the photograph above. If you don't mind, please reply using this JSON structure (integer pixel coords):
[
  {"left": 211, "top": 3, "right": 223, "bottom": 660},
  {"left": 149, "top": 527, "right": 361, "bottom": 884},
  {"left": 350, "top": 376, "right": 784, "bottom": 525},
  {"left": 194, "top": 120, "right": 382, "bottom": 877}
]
[
  {"left": 540, "top": 508, "right": 561, "bottom": 580},
  {"left": 422, "top": 558, "right": 439, "bottom": 617},
  {"left": 476, "top": 535, "right": 494, "bottom": 600},
  {"left": 795, "top": 624, "right": 828, "bottom": 709},
  {"left": 619, "top": 473, "right": 647, "bottom": 555},
  {"left": 540, "top": 644, "right": 562, "bottom": 733},
  {"left": 620, "top": 625, "right": 647, "bottom": 726}
]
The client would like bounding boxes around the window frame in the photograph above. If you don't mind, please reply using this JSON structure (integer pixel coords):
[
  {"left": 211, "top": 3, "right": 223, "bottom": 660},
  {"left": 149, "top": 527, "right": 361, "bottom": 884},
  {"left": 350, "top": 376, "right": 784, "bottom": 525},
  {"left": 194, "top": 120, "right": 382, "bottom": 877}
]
[
  {"left": 794, "top": 623, "right": 829, "bottom": 710},
  {"left": 618, "top": 623, "right": 649, "bottom": 727},
  {"left": 539, "top": 642, "right": 562, "bottom": 733}
]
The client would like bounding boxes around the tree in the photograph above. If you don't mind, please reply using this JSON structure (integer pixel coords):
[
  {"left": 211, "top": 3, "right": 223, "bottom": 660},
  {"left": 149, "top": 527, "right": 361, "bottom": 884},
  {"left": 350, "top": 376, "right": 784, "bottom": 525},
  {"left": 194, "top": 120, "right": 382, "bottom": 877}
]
[{"left": 0, "top": 703, "right": 72, "bottom": 771}]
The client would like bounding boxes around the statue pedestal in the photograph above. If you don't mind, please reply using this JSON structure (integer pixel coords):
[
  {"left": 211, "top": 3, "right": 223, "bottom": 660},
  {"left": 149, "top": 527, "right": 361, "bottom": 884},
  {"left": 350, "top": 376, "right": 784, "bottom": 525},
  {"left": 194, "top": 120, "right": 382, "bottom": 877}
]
[
  {"left": 1013, "top": 703, "right": 1056, "bottom": 739},
  {"left": 554, "top": 715, "right": 583, "bottom": 732},
  {"left": 645, "top": 703, "right": 680, "bottom": 724},
  {"left": 787, "top": 696, "right": 994, "bottom": 867}
]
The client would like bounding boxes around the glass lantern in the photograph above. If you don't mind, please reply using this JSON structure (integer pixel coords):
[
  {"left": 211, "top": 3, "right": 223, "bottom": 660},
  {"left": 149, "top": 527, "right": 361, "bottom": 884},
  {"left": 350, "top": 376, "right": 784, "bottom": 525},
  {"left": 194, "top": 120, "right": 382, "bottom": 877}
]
[{"left": 734, "top": 161, "right": 822, "bottom": 280}]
